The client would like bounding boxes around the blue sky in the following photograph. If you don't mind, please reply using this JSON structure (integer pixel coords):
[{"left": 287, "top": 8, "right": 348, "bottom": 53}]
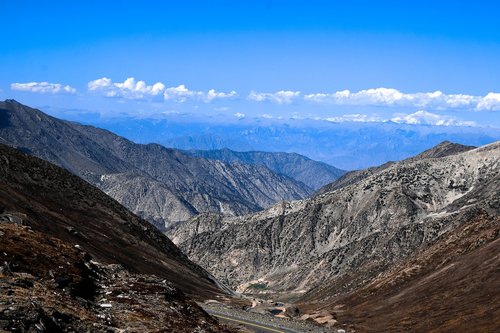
[{"left": 1, "top": 0, "right": 500, "bottom": 127}]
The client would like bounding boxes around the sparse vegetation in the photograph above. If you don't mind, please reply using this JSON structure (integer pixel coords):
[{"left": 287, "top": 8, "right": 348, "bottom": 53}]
[{"left": 248, "top": 283, "right": 267, "bottom": 290}]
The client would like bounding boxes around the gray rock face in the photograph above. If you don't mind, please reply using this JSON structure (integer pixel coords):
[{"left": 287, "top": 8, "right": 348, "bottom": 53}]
[
  {"left": 185, "top": 148, "right": 346, "bottom": 190},
  {"left": 0, "top": 100, "right": 311, "bottom": 229},
  {"left": 315, "top": 140, "right": 476, "bottom": 195},
  {"left": 168, "top": 142, "right": 500, "bottom": 296}
]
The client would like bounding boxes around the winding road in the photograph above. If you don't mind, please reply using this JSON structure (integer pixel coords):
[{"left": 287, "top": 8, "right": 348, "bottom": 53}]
[
  {"left": 208, "top": 311, "right": 287, "bottom": 332},
  {"left": 204, "top": 308, "right": 329, "bottom": 333}
]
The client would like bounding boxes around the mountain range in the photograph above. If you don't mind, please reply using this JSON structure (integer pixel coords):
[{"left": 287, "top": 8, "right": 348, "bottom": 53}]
[
  {"left": 1, "top": 99, "right": 498, "bottom": 332},
  {"left": 81, "top": 115, "right": 500, "bottom": 170},
  {"left": 0, "top": 99, "right": 335, "bottom": 230}
]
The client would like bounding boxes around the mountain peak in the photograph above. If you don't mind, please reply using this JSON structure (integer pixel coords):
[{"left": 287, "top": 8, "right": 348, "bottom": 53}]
[
  {"left": 3, "top": 99, "right": 20, "bottom": 104},
  {"left": 415, "top": 140, "right": 476, "bottom": 159},
  {"left": 1, "top": 99, "right": 25, "bottom": 108}
]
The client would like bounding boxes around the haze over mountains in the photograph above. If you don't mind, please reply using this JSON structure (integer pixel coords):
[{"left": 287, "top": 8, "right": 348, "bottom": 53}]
[
  {"left": 81, "top": 115, "right": 500, "bottom": 170},
  {"left": 0, "top": 99, "right": 331, "bottom": 230}
]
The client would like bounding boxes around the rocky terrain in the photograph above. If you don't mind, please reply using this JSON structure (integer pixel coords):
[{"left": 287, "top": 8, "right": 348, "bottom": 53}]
[
  {"left": 299, "top": 213, "right": 499, "bottom": 332},
  {"left": 0, "top": 142, "right": 227, "bottom": 300},
  {"left": 186, "top": 148, "right": 346, "bottom": 190},
  {"left": 0, "top": 99, "right": 311, "bottom": 230},
  {"left": 169, "top": 141, "right": 500, "bottom": 300},
  {"left": 0, "top": 222, "right": 235, "bottom": 332},
  {"left": 316, "top": 140, "right": 476, "bottom": 195}
]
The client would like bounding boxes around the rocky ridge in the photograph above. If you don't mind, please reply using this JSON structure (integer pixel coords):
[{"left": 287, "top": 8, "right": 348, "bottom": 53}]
[
  {"left": 168, "top": 141, "right": 500, "bottom": 298},
  {"left": 186, "top": 148, "right": 346, "bottom": 190},
  {"left": 299, "top": 213, "right": 500, "bottom": 332},
  {"left": 315, "top": 140, "right": 475, "bottom": 195}
]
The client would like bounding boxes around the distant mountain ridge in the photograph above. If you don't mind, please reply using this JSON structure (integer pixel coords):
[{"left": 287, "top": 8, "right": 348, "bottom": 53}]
[
  {"left": 185, "top": 148, "right": 346, "bottom": 190},
  {"left": 87, "top": 116, "right": 500, "bottom": 170},
  {"left": 0, "top": 99, "right": 311, "bottom": 230}
]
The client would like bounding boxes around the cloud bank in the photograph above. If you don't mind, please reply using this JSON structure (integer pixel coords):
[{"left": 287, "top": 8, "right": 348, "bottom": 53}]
[
  {"left": 391, "top": 110, "right": 475, "bottom": 126},
  {"left": 323, "top": 114, "right": 384, "bottom": 123},
  {"left": 317, "top": 110, "right": 474, "bottom": 127},
  {"left": 88, "top": 77, "right": 237, "bottom": 102},
  {"left": 304, "top": 88, "right": 500, "bottom": 111},
  {"left": 476, "top": 92, "right": 500, "bottom": 111},
  {"left": 11, "top": 82, "right": 76, "bottom": 94}
]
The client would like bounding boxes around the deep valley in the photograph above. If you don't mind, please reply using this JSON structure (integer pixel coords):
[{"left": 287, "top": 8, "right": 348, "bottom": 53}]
[{"left": 0, "top": 100, "right": 498, "bottom": 332}]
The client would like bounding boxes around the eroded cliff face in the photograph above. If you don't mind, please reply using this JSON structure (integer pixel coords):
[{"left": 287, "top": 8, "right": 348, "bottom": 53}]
[{"left": 168, "top": 142, "right": 500, "bottom": 297}]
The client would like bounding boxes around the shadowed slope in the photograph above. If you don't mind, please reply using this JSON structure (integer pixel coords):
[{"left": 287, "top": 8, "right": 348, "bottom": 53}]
[{"left": 0, "top": 142, "right": 225, "bottom": 299}]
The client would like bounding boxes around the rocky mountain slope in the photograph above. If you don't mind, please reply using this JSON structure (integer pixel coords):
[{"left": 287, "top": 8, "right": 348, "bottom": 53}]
[
  {"left": 0, "top": 142, "right": 228, "bottom": 300},
  {"left": 298, "top": 212, "right": 499, "bottom": 332},
  {"left": 316, "top": 140, "right": 476, "bottom": 195},
  {"left": 168, "top": 141, "right": 500, "bottom": 301},
  {"left": 186, "top": 148, "right": 346, "bottom": 190},
  {"left": 0, "top": 99, "right": 311, "bottom": 229},
  {"left": 0, "top": 223, "right": 234, "bottom": 332}
]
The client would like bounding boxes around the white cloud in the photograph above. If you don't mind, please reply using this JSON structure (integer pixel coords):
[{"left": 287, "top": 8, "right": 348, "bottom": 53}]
[
  {"left": 88, "top": 77, "right": 164, "bottom": 100},
  {"left": 248, "top": 90, "right": 301, "bottom": 104},
  {"left": 234, "top": 112, "right": 245, "bottom": 119},
  {"left": 257, "top": 114, "right": 283, "bottom": 120},
  {"left": 163, "top": 85, "right": 236, "bottom": 103},
  {"left": 206, "top": 89, "right": 238, "bottom": 102},
  {"left": 391, "top": 110, "right": 475, "bottom": 126},
  {"left": 88, "top": 77, "right": 237, "bottom": 103},
  {"left": 304, "top": 87, "right": 499, "bottom": 111},
  {"left": 11, "top": 82, "right": 76, "bottom": 94},
  {"left": 163, "top": 84, "right": 201, "bottom": 102},
  {"left": 476, "top": 92, "right": 500, "bottom": 111},
  {"left": 87, "top": 77, "right": 112, "bottom": 91}
]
